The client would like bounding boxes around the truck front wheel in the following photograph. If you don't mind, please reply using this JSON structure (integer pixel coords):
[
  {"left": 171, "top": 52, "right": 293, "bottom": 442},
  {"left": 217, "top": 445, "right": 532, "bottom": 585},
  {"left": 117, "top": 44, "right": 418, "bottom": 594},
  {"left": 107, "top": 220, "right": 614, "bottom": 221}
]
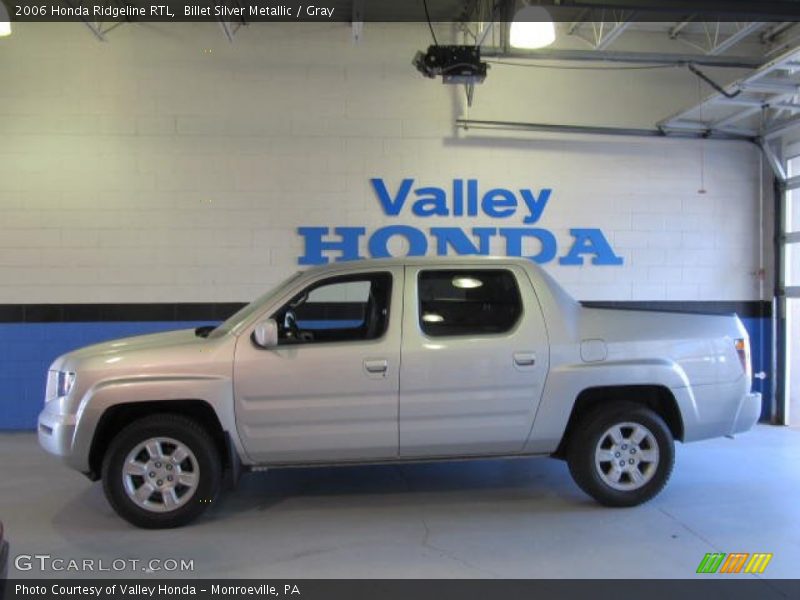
[
  {"left": 566, "top": 402, "right": 674, "bottom": 507},
  {"left": 101, "top": 414, "right": 222, "bottom": 528}
]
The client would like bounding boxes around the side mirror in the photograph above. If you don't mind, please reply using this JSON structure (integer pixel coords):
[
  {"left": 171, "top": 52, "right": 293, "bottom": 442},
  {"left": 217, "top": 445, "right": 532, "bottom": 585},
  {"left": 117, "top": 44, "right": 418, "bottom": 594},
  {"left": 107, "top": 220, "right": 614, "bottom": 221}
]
[{"left": 252, "top": 319, "right": 279, "bottom": 349}]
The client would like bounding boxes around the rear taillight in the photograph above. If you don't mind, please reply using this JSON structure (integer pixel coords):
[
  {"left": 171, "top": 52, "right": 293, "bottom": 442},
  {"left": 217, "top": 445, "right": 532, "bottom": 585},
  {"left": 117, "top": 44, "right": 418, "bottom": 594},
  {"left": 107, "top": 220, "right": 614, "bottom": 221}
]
[{"left": 735, "top": 338, "right": 751, "bottom": 376}]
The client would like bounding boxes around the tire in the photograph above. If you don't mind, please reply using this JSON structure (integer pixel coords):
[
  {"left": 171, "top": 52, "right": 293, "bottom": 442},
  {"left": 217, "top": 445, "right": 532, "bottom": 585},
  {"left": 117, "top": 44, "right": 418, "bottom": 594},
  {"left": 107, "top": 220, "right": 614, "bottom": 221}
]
[
  {"left": 566, "top": 402, "right": 674, "bottom": 507},
  {"left": 101, "top": 414, "right": 222, "bottom": 528}
]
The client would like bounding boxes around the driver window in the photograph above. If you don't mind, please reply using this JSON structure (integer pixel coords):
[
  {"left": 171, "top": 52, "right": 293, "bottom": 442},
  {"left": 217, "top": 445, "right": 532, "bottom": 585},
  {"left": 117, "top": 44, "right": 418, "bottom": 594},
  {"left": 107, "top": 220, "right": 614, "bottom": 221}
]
[{"left": 272, "top": 272, "right": 392, "bottom": 345}]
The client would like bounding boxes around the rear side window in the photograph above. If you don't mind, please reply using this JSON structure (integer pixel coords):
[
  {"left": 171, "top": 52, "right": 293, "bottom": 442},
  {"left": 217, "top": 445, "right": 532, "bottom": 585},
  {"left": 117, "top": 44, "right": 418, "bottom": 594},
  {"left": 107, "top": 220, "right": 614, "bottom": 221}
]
[{"left": 418, "top": 269, "right": 522, "bottom": 337}]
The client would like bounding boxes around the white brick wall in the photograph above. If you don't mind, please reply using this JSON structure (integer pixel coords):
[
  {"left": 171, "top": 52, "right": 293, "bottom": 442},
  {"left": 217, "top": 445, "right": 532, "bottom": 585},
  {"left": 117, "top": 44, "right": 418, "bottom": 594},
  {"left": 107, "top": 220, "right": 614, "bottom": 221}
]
[{"left": 0, "top": 23, "right": 771, "bottom": 303}]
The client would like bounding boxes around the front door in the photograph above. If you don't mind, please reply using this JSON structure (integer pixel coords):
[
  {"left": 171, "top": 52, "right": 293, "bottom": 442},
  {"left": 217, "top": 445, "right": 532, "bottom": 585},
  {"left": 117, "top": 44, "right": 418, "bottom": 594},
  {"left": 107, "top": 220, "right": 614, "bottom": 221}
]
[
  {"left": 399, "top": 265, "right": 549, "bottom": 457},
  {"left": 233, "top": 268, "right": 403, "bottom": 464}
]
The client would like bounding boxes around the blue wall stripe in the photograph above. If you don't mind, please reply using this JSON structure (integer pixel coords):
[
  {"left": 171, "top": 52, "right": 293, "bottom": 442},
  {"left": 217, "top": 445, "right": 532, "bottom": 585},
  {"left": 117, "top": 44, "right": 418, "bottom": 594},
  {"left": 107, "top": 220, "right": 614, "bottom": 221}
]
[
  {"left": 741, "top": 317, "right": 772, "bottom": 421},
  {"left": 0, "top": 321, "right": 215, "bottom": 430},
  {"left": 0, "top": 318, "right": 774, "bottom": 430}
]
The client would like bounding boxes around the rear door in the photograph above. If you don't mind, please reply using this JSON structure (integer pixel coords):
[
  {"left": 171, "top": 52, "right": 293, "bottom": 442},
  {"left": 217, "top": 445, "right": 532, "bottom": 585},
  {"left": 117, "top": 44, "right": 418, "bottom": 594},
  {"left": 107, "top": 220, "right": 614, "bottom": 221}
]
[{"left": 399, "top": 264, "right": 549, "bottom": 457}]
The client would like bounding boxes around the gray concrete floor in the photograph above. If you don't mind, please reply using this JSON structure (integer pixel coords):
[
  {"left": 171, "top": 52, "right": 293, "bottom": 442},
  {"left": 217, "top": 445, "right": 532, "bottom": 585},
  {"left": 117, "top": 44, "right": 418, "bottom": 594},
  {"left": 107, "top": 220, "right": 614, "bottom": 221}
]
[{"left": 1, "top": 425, "right": 798, "bottom": 579}]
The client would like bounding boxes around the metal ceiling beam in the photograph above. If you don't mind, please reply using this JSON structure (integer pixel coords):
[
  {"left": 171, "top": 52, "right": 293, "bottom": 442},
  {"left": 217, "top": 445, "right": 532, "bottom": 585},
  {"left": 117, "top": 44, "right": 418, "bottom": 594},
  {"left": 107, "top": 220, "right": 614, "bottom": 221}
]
[
  {"left": 766, "top": 32, "right": 800, "bottom": 58},
  {"left": 758, "top": 138, "right": 787, "bottom": 181},
  {"left": 660, "top": 46, "right": 800, "bottom": 142},
  {"left": 664, "top": 121, "right": 755, "bottom": 137},
  {"left": 214, "top": 0, "right": 246, "bottom": 42},
  {"left": 455, "top": 118, "right": 756, "bottom": 141},
  {"left": 550, "top": 1, "right": 800, "bottom": 21},
  {"left": 775, "top": 102, "right": 800, "bottom": 112},
  {"left": 717, "top": 97, "right": 766, "bottom": 107},
  {"left": 761, "top": 21, "right": 796, "bottom": 44},
  {"left": 711, "top": 105, "right": 763, "bottom": 128},
  {"left": 61, "top": 0, "right": 132, "bottom": 41},
  {"left": 595, "top": 17, "right": 635, "bottom": 50},
  {"left": 668, "top": 16, "right": 694, "bottom": 39},
  {"left": 567, "top": 8, "right": 591, "bottom": 35},
  {"left": 784, "top": 175, "right": 800, "bottom": 190},
  {"left": 481, "top": 48, "right": 763, "bottom": 68},
  {"left": 764, "top": 113, "right": 800, "bottom": 139},
  {"left": 352, "top": 0, "right": 364, "bottom": 44},
  {"left": 707, "top": 22, "right": 766, "bottom": 55},
  {"left": 739, "top": 80, "right": 800, "bottom": 94},
  {"left": 76, "top": 20, "right": 107, "bottom": 42},
  {"left": 717, "top": 98, "right": 800, "bottom": 112},
  {"left": 673, "top": 21, "right": 767, "bottom": 56}
]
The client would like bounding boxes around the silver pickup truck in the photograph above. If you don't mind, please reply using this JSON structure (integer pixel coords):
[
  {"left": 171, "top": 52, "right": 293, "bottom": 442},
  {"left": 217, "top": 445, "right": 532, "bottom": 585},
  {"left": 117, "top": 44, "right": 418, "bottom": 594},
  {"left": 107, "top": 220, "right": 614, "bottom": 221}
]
[{"left": 38, "top": 257, "right": 761, "bottom": 528}]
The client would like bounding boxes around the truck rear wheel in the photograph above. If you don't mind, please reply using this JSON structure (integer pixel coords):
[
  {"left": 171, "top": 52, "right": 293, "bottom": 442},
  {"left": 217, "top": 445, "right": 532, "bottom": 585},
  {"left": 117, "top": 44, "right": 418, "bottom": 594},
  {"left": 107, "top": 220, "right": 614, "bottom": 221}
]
[
  {"left": 566, "top": 402, "right": 674, "bottom": 507},
  {"left": 101, "top": 414, "right": 221, "bottom": 528}
]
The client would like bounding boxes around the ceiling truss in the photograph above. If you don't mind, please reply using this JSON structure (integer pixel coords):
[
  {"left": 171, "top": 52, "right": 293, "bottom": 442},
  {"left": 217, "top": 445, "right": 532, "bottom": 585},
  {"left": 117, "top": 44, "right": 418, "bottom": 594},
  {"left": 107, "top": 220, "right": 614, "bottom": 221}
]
[
  {"left": 454, "top": 3, "right": 800, "bottom": 182},
  {"left": 61, "top": 0, "right": 133, "bottom": 41},
  {"left": 48, "top": 1, "right": 800, "bottom": 182},
  {"left": 671, "top": 21, "right": 768, "bottom": 55},
  {"left": 567, "top": 9, "right": 637, "bottom": 50},
  {"left": 659, "top": 47, "right": 800, "bottom": 137},
  {"left": 214, "top": 0, "right": 247, "bottom": 42},
  {"left": 659, "top": 46, "right": 800, "bottom": 182}
]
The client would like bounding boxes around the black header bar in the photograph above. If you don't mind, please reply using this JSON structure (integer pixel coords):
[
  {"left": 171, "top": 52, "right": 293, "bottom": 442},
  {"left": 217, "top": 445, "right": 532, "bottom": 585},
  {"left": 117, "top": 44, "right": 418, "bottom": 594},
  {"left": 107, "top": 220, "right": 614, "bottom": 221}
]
[
  {"left": 6, "top": 0, "right": 800, "bottom": 23},
  {"left": 4, "top": 579, "right": 800, "bottom": 600}
]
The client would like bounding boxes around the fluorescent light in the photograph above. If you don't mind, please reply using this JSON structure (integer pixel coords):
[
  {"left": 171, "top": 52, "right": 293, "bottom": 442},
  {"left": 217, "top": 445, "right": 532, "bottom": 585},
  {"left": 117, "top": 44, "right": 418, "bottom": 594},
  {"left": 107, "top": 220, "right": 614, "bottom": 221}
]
[
  {"left": 422, "top": 313, "right": 444, "bottom": 323},
  {"left": 0, "top": 1, "right": 10, "bottom": 37},
  {"left": 510, "top": 6, "right": 555, "bottom": 49},
  {"left": 452, "top": 277, "right": 483, "bottom": 289}
]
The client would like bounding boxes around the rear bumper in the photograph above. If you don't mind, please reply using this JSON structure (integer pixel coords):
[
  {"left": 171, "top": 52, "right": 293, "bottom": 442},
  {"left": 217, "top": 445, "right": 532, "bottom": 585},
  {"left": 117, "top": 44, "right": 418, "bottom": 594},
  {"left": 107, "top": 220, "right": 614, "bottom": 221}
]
[{"left": 731, "top": 391, "right": 762, "bottom": 435}]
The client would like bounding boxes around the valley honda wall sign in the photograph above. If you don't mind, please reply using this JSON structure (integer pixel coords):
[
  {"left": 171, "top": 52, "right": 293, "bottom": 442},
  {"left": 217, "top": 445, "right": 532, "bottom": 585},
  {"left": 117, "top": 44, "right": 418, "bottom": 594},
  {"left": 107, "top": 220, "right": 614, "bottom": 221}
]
[{"left": 298, "top": 179, "right": 623, "bottom": 266}]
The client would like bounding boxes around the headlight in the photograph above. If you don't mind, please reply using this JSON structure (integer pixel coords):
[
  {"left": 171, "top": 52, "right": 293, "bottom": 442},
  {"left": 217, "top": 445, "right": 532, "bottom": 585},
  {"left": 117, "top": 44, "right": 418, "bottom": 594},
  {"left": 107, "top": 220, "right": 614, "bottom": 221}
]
[
  {"left": 57, "top": 371, "right": 76, "bottom": 398},
  {"left": 47, "top": 370, "right": 76, "bottom": 402}
]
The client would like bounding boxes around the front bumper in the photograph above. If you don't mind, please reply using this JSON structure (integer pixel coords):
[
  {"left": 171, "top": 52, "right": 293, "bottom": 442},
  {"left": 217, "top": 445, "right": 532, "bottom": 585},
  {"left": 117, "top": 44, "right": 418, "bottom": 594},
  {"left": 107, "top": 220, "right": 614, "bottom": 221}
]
[
  {"left": 37, "top": 404, "right": 79, "bottom": 465},
  {"left": 731, "top": 391, "right": 762, "bottom": 435}
]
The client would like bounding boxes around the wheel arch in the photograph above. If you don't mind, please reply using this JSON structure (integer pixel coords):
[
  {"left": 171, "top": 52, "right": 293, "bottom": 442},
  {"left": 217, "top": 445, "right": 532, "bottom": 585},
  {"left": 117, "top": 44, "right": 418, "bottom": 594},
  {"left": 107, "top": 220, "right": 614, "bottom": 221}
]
[
  {"left": 87, "top": 399, "right": 233, "bottom": 482},
  {"left": 553, "top": 384, "right": 684, "bottom": 459}
]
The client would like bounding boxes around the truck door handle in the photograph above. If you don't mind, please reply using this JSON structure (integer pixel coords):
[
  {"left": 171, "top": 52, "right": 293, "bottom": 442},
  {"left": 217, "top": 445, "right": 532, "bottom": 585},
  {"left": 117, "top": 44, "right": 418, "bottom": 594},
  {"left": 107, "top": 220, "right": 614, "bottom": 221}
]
[
  {"left": 364, "top": 359, "right": 388, "bottom": 374},
  {"left": 514, "top": 352, "right": 536, "bottom": 367}
]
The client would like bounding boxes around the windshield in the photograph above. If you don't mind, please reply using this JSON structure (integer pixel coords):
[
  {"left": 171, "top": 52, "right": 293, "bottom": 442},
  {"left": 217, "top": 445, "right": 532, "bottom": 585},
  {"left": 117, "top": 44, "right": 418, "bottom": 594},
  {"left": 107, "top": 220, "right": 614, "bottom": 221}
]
[{"left": 208, "top": 271, "right": 303, "bottom": 338}]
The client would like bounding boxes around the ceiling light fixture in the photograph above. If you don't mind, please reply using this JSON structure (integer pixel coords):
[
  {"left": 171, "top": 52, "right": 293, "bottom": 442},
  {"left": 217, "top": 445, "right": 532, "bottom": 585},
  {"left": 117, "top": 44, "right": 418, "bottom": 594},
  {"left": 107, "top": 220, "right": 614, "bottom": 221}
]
[
  {"left": 452, "top": 277, "right": 483, "bottom": 289},
  {"left": 422, "top": 313, "right": 444, "bottom": 323},
  {"left": 509, "top": 5, "right": 555, "bottom": 49},
  {"left": 0, "top": 1, "right": 11, "bottom": 37}
]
